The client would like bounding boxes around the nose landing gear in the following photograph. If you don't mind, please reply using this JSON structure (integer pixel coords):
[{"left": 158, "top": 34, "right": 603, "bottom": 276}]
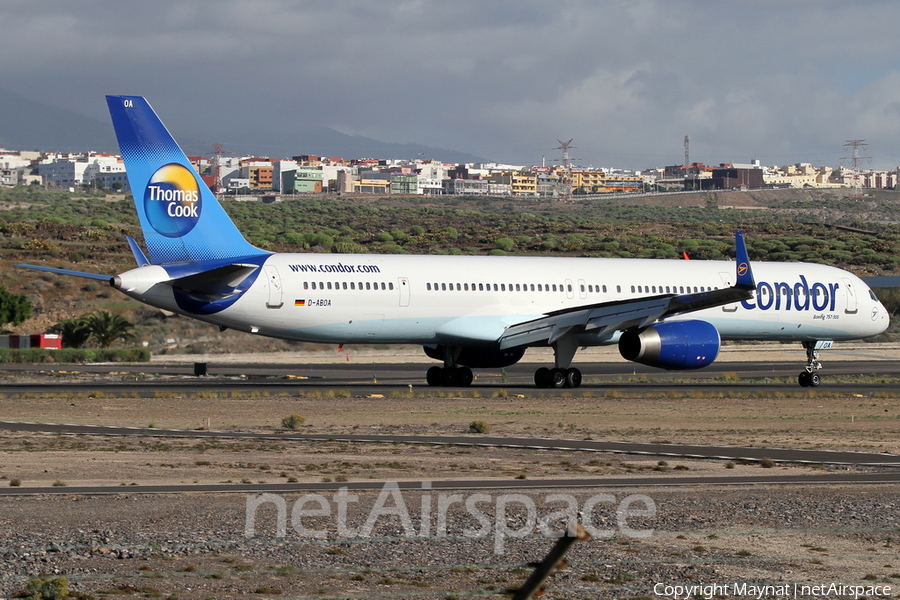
[{"left": 798, "top": 341, "right": 824, "bottom": 387}]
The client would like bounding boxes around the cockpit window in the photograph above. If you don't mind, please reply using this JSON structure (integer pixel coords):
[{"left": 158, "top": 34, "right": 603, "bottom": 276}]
[{"left": 870, "top": 289, "right": 879, "bottom": 301}]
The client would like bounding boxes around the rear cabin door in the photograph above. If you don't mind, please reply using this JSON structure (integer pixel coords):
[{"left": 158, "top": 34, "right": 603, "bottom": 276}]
[{"left": 265, "top": 265, "right": 283, "bottom": 308}]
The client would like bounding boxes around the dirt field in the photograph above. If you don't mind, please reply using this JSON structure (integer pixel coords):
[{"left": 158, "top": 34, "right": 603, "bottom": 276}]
[{"left": 0, "top": 351, "right": 899, "bottom": 599}]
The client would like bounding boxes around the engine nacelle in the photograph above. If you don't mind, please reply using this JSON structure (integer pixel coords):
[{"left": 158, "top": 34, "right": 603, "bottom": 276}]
[
  {"left": 423, "top": 345, "right": 526, "bottom": 368},
  {"left": 618, "top": 320, "right": 720, "bottom": 370}
]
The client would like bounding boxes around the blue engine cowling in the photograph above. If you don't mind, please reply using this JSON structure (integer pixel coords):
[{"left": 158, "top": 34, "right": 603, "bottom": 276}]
[
  {"left": 423, "top": 345, "right": 526, "bottom": 368},
  {"left": 618, "top": 320, "right": 720, "bottom": 370}
]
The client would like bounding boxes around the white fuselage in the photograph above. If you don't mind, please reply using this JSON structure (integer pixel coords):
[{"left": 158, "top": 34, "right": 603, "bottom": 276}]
[{"left": 116, "top": 253, "right": 889, "bottom": 347}]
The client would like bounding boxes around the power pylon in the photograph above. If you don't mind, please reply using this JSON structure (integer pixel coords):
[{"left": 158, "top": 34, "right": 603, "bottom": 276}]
[
  {"left": 553, "top": 139, "right": 578, "bottom": 201},
  {"left": 211, "top": 143, "right": 225, "bottom": 195},
  {"left": 841, "top": 139, "right": 871, "bottom": 199}
]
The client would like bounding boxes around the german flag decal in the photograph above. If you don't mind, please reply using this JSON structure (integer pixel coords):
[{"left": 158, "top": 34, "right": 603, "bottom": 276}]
[{"left": 295, "top": 299, "right": 306, "bottom": 307}]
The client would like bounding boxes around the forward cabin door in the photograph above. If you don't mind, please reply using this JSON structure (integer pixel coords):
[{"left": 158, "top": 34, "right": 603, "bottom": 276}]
[{"left": 842, "top": 277, "right": 858, "bottom": 314}]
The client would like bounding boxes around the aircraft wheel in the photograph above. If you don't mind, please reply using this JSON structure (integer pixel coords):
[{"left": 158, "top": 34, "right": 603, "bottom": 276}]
[
  {"left": 550, "top": 368, "right": 567, "bottom": 389},
  {"left": 426, "top": 366, "right": 442, "bottom": 386},
  {"left": 798, "top": 371, "right": 810, "bottom": 387},
  {"left": 457, "top": 366, "right": 474, "bottom": 387},
  {"left": 809, "top": 372, "right": 821, "bottom": 387},
  {"left": 534, "top": 367, "right": 551, "bottom": 388},
  {"left": 441, "top": 366, "right": 458, "bottom": 386},
  {"left": 566, "top": 367, "right": 582, "bottom": 388}
]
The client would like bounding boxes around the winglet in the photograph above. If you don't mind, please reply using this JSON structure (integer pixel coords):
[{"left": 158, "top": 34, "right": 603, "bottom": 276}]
[
  {"left": 734, "top": 231, "right": 755, "bottom": 290},
  {"left": 126, "top": 235, "right": 151, "bottom": 267}
]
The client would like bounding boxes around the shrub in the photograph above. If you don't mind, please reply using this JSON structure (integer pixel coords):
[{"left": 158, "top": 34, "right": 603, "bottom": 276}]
[
  {"left": 18, "top": 576, "right": 69, "bottom": 600},
  {"left": 760, "top": 457, "right": 776, "bottom": 468},
  {"left": 9, "top": 478, "right": 21, "bottom": 486},
  {"left": 281, "top": 414, "right": 306, "bottom": 430},
  {"left": 468, "top": 420, "right": 490, "bottom": 434},
  {"left": 494, "top": 237, "right": 515, "bottom": 252}
]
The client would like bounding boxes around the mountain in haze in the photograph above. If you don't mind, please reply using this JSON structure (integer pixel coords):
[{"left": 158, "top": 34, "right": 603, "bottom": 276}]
[
  {"left": 0, "top": 88, "right": 486, "bottom": 164},
  {"left": 0, "top": 87, "right": 117, "bottom": 153}
]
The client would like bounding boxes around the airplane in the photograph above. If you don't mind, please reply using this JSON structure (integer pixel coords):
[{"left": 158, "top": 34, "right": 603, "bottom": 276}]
[{"left": 14, "top": 96, "right": 890, "bottom": 388}]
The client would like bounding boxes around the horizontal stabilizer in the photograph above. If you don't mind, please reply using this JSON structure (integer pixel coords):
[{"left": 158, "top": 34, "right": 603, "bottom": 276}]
[
  {"left": 13, "top": 264, "right": 112, "bottom": 282},
  {"left": 170, "top": 263, "right": 260, "bottom": 297}
]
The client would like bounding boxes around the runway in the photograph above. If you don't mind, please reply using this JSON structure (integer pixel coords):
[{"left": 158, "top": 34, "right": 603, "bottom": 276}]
[{"left": 0, "top": 359, "right": 898, "bottom": 396}]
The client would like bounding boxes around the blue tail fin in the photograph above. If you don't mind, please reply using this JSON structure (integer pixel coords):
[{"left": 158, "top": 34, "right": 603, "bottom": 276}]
[{"left": 106, "top": 95, "right": 265, "bottom": 264}]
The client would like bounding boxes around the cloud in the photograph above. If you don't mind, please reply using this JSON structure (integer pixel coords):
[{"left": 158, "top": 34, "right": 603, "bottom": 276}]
[{"left": 1, "top": 0, "right": 899, "bottom": 168}]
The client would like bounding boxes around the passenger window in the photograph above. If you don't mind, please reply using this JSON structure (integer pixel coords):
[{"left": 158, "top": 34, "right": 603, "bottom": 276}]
[
  {"left": 381, "top": 282, "right": 386, "bottom": 290},
  {"left": 304, "top": 282, "right": 309, "bottom": 290},
  {"left": 456, "top": 283, "right": 461, "bottom": 291},
  {"left": 365, "top": 282, "right": 371, "bottom": 290},
  {"left": 501, "top": 284, "right": 506, "bottom": 291},
  {"left": 515, "top": 284, "right": 520, "bottom": 292},
  {"left": 530, "top": 284, "right": 535, "bottom": 291},
  {"left": 389, "top": 282, "right": 394, "bottom": 290},
  {"left": 616, "top": 285, "right": 621, "bottom": 293},
  {"left": 427, "top": 283, "right": 431, "bottom": 291},
  {"left": 631, "top": 285, "right": 636, "bottom": 293},
  {"left": 350, "top": 282, "right": 356, "bottom": 290},
  {"left": 603, "top": 285, "right": 608, "bottom": 293},
  {"left": 343, "top": 282, "right": 348, "bottom": 290},
  {"left": 567, "top": 284, "right": 572, "bottom": 292},
  {"left": 537, "top": 284, "right": 542, "bottom": 291},
  {"left": 580, "top": 284, "right": 585, "bottom": 292},
  {"left": 327, "top": 282, "right": 332, "bottom": 290},
  {"left": 441, "top": 283, "right": 446, "bottom": 291}
]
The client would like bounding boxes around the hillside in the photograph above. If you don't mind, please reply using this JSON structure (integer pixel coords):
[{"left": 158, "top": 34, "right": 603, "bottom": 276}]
[{"left": 1, "top": 186, "right": 898, "bottom": 354}]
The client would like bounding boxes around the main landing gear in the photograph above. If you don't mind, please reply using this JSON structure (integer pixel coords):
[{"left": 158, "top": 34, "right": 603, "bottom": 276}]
[
  {"left": 798, "top": 341, "right": 822, "bottom": 387},
  {"left": 426, "top": 365, "right": 474, "bottom": 387},
  {"left": 533, "top": 366, "right": 582, "bottom": 388},
  {"left": 533, "top": 334, "right": 583, "bottom": 388}
]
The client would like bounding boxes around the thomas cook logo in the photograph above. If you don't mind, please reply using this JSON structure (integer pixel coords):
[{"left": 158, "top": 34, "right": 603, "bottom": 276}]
[
  {"left": 737, "top": 262, "right": 749, "bottom": 277},
  {"left": 143, "top": 163, "right": 202, "bottom": 238}
]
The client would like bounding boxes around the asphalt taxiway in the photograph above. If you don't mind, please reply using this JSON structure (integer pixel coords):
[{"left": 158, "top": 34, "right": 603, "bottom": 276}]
[{"left": 0, "top": 359, "right": 898, "bottom": 396}]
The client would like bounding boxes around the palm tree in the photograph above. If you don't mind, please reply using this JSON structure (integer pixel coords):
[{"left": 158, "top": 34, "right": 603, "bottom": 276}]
[
  {"left": 84, "top": 311, "right": 135, "bottom": 348},
  {"left": 48, "top": 318, "right": 93, "bottom": 349}
]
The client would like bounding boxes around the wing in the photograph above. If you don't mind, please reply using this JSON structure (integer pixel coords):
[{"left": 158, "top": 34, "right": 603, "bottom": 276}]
[{"left": 499, "top": 232, "right": 756, "bottom": 350}]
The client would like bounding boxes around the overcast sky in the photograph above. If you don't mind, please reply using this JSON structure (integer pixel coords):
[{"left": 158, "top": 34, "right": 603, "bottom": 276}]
[{"left": 3, "top": 0, "right": 900, "bottom": 169}]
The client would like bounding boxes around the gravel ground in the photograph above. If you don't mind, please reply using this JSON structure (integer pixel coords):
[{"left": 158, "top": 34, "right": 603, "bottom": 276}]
[
  {"left": 1, "top": 349, "right": 899, "bottom": 599},
  {"left": 1, "top": 485, "right": 898, "bottom": 599}
]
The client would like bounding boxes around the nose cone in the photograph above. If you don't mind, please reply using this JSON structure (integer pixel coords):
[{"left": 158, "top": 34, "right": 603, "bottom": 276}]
[{"left": 873, "top": 300, "right": 890, "bottom": 335}]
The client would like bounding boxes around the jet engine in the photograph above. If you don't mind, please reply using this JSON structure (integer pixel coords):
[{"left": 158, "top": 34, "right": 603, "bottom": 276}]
[
  {"left": 423, "top": 345, "right": 526, "bottom": 368},
  {"left": 618, "top": 320, "right": 720, "bottom": 370}
]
